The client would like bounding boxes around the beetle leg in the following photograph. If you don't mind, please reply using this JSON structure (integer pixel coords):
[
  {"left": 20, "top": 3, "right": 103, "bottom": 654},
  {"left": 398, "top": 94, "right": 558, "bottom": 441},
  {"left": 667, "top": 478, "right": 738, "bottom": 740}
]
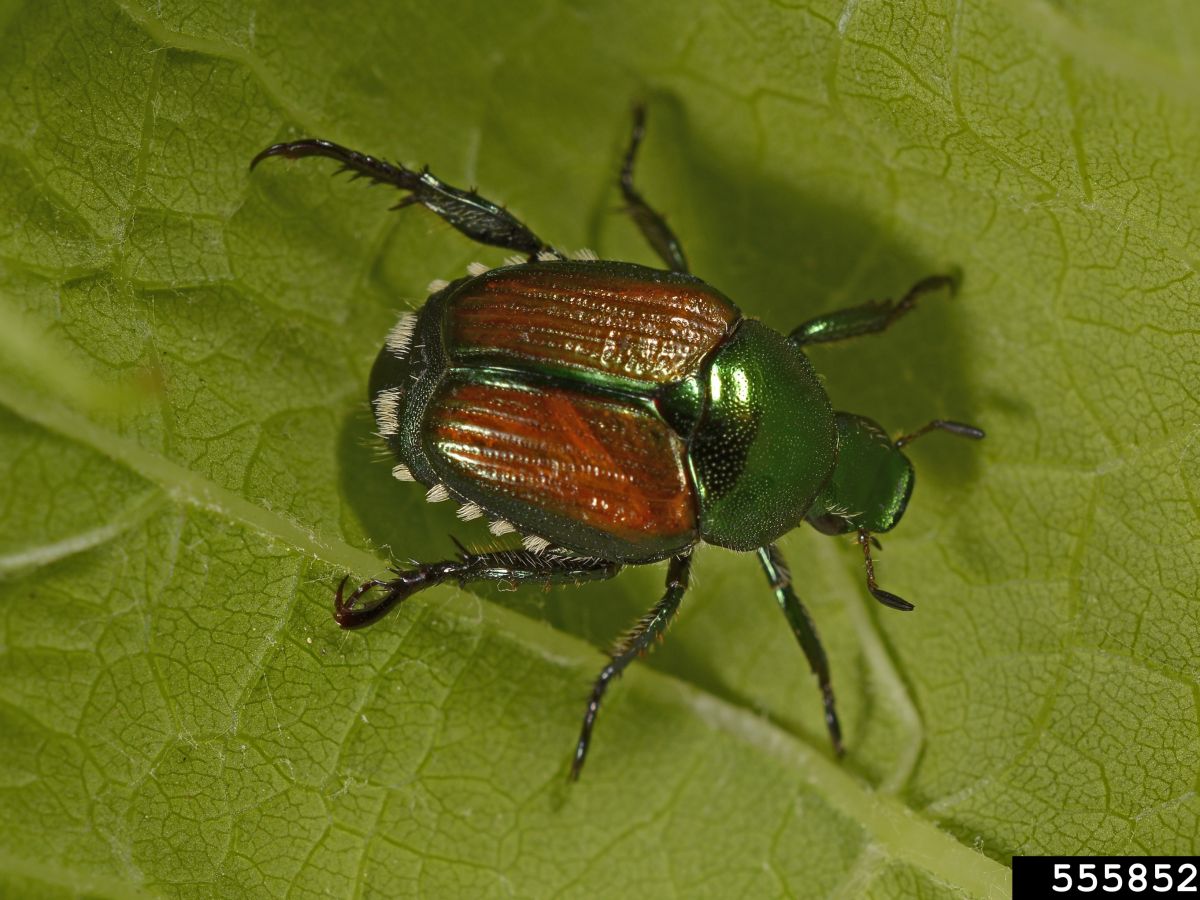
[
  {"left": 756, "top": 544, "right": 844, "bottom": 757},
  {"left": 619, "top": 105, "right": 689, "bottom": 273},
  {"left": 788, "top": 274, "right": 957, "bottom": 346},
  {"left": 570, "top": 551, "right": 692, "bottom": 780},
  {"left": 251, "top": 138, "right": 560, "bottom": 260},
  {"left": 893, "top": 419, "right": 985, "bottom": 449},
  {"left": 334, "top": 549, "right": 621, "bottom": 629},
  {"left": 856, "top": 529, "right": 914, "bottom": 611}
]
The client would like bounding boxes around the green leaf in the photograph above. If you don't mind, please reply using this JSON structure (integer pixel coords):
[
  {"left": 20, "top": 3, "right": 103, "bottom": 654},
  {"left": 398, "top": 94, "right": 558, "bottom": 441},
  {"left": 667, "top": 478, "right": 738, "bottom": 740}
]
[{"left": 2, "top": 0, "right": 1197, "bottom": 895}]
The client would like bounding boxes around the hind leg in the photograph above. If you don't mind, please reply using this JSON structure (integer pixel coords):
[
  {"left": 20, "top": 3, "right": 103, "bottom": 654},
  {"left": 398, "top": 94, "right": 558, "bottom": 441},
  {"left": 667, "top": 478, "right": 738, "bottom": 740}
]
[
  {"left": 252, "top": 138, "right": 559, "bottom": 260},
  {"left": 335, "top": 546, "right": 621, "bottom": 629}
]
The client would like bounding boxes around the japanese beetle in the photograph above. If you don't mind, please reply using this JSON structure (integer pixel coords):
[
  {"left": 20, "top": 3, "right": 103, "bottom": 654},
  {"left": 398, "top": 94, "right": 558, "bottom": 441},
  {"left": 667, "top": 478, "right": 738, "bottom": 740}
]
[{"left": 251, "top": 107, "right": 983, "bottom": 779}]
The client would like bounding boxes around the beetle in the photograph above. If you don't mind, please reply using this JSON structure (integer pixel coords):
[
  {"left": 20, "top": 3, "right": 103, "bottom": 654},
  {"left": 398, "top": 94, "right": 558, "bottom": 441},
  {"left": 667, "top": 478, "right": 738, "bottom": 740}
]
[{"left": 251, "top": 107, "right": 983, "bottom": 779}]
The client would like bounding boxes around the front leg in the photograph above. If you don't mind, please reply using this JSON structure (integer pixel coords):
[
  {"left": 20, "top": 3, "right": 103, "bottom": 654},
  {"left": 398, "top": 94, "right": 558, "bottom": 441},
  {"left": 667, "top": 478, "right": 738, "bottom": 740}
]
[
  {"left": 570, "top": 552, "right": 693, "bottom": 780},
  {"left": 757, "top": 544, "right": 843, "bottom": 757},
  {"left": 789, "top": 274, "right": 956, "bottom": 346},
  {"left": 251, "top": 138, "right": 559, "bottom": 260}
]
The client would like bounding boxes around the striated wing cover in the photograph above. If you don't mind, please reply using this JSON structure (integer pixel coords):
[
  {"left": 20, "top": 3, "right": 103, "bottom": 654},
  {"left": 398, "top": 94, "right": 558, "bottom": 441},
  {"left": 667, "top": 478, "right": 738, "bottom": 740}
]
[
  {"left": 444, "top": 260, "right": 739, "bottom": 389},
  {"left": 425, "top": 377, "right": 698, "bottom": 561}
]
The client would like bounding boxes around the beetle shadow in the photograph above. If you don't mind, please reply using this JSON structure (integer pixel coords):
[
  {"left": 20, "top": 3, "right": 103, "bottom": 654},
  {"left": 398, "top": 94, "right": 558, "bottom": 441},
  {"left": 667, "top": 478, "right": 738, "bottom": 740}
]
[{"left": 337, "top": 96, "right": 990, "bottom": 769}]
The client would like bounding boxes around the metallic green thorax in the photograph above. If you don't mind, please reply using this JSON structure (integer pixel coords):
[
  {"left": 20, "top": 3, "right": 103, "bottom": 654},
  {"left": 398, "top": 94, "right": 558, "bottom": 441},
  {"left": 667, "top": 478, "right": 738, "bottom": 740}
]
[
  {"left": 805, "top": 413, "right": 914, "bottom": 535},
  {"left": 691, "top": 321, "right": 837, "bottom": 551}
]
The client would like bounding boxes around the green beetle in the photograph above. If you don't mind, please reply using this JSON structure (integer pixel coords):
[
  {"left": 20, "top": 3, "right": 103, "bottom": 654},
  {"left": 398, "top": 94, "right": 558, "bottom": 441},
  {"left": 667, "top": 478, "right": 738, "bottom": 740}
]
[{"left": 252, "top": 107, "right": 983, "bottom": 779}]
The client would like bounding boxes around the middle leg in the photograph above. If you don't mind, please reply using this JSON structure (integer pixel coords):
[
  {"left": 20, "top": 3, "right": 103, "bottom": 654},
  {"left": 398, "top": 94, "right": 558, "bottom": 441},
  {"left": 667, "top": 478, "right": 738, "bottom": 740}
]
[
  {"left": 619, "top": 105, "right": 690, "bottom": 273},
  {"left": 570, "top": 551, "right": 693, "bottom": 779}
]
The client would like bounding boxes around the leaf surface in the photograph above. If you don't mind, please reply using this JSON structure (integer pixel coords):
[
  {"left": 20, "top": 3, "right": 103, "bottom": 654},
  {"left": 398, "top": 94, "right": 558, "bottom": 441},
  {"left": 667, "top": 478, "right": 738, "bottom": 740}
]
[{"left": 2, "top": 0, "right": 1198, "bottom": 895}]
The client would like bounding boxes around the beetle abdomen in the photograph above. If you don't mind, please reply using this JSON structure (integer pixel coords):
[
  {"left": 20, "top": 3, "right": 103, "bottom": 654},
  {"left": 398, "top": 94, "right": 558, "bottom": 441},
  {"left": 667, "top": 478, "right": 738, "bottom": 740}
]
[
  {"left": 445, "top": 260, "right": 738, "bottom": 389},
  {"left": 426, "top": 377, "right": 697, "bottom": 561}
]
